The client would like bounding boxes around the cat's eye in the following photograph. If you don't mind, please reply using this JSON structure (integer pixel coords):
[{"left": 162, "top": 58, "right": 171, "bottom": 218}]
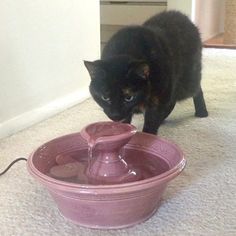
[
  {"left": 124, "top": 95, "right": 134, "bottom": 102},
  {"left": 101, "top": 95, "right": 110, "bottom": 102}
]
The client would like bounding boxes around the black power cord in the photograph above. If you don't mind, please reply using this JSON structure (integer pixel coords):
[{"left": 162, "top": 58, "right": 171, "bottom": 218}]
[{"left": 0, "top": 158, "right": 27, "bottom": 176}]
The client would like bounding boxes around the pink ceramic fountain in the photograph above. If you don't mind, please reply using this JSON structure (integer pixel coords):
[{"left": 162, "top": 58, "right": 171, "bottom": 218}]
[
  {"left": 27, "top": 121, "right": 186, "bottom": 229},
  {"left": 80, "top": 122, "right": 140, "bottom": 184}
]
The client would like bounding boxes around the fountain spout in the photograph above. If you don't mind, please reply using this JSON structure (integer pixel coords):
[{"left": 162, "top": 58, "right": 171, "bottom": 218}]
[{"left": 80, "top": 121, "right": 140, "bottom": 184}]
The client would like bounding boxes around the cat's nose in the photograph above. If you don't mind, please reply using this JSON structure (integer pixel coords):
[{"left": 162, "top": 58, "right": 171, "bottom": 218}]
[{"left": 109, "top": 113, "right": 123, "bottom": 121}]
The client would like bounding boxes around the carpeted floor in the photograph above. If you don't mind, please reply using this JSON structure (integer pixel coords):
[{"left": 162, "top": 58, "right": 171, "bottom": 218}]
[{"left": 0, "top": 48, "right": 236, "bottom": 236}]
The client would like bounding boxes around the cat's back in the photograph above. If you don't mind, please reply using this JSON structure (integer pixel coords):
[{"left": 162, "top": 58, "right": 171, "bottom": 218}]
[
  {"left": 144, "top": 11, "right": 201, "bottom": 53},
  {"left": 102, "top": 11, "right": 201, "bottom": 60},
  {"left": 101, "top": 25, "right": 157, "bottom": 60}
]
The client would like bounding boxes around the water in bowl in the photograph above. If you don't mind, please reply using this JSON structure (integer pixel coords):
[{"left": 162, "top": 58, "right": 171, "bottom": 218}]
[{"left": 47, "top": 148, "right": 170, "bottom": 185}]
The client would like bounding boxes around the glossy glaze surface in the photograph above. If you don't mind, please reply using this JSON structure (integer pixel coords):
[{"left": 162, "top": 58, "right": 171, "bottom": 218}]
[
  {"left": 27, "top": 130, "right": 186, "bottom": 229},
  {"left": 80, "top": 121, "right": 139, "bottom": 184}
]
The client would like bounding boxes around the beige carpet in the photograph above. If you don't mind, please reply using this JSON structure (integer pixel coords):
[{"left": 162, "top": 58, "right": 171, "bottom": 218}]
[{"left": 0, "top": 48, "right": 236, "bottom": 236}]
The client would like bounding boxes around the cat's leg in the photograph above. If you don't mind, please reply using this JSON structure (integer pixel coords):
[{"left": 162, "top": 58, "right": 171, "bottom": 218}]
[
  {"left": 163, "top": 102, "right": 176, "bottom": 120},
  {"left": 193, "top": 87, "right": 208, "bottom": 117},
  {"left": 143, "top": 102, "right": 176, "bottom": 134}
]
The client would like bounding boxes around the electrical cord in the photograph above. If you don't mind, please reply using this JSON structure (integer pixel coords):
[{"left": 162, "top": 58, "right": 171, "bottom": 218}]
[{"left": 0, "top": 158, "right": 27, "bottom": 176}]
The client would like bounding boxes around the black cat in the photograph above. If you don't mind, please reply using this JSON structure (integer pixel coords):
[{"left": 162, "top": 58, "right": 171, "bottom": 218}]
[{"left": 84, "top": 11, "right": 208, "bottom": 134}]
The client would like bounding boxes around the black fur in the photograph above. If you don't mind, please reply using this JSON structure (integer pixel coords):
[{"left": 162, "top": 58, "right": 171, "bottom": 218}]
[{"left": 84, "top": 11, "right": 208, "bottom": 134}]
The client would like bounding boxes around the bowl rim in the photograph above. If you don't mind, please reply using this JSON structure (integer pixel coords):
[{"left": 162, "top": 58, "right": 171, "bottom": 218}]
[{"left": 27, "top": 131, "right": 186, "bottom": 194}]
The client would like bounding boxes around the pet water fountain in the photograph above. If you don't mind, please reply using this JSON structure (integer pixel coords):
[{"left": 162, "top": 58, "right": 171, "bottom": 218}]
[{"left": 27, "top": 121, "right": 186, "bottom": 229}]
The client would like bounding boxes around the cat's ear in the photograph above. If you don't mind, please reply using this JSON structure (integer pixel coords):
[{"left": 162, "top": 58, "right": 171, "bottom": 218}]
[
  {"left": 133, "top": 63, "right": 150, "bottom": 80},
  {"left": 84, "top": 61, "right": 105, "bottom": 80}
]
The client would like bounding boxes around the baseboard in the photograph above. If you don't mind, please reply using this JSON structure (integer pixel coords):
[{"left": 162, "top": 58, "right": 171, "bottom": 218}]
[
  {"left": 203, "top": 32, "right": 236, "bottom": 49},
  {"left": 201, "top": 31, "right": 222, "bottom": 43},
  {"left": 0, "top": 88, "right": 90, "bottom": 139}
]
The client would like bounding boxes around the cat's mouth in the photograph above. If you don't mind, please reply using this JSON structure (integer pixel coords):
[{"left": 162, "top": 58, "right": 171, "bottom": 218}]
[
  {"left": 109, "top": 117, "right": 126, "bottom": 123},
  {"left": 107, "top": 115, "right": 128, "bottom": 123}
]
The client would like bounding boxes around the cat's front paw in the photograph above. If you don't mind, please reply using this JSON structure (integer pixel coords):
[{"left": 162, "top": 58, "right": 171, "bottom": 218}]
[{"left": 142, "top": 127, "right": 158, "bottom": 135}]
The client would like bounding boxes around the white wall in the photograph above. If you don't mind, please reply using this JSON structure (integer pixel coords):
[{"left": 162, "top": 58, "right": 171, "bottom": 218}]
[
  {"left": 193, "top": 0, "right": 225, "bottom": 41},
  {"left": 0, "top": 0, "right": 100, "bottom": 138}
]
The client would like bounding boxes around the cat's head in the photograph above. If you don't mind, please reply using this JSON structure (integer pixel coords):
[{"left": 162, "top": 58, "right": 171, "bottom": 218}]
[{"left": 84, "top": 55, "right": 149, "bottom": 121}]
